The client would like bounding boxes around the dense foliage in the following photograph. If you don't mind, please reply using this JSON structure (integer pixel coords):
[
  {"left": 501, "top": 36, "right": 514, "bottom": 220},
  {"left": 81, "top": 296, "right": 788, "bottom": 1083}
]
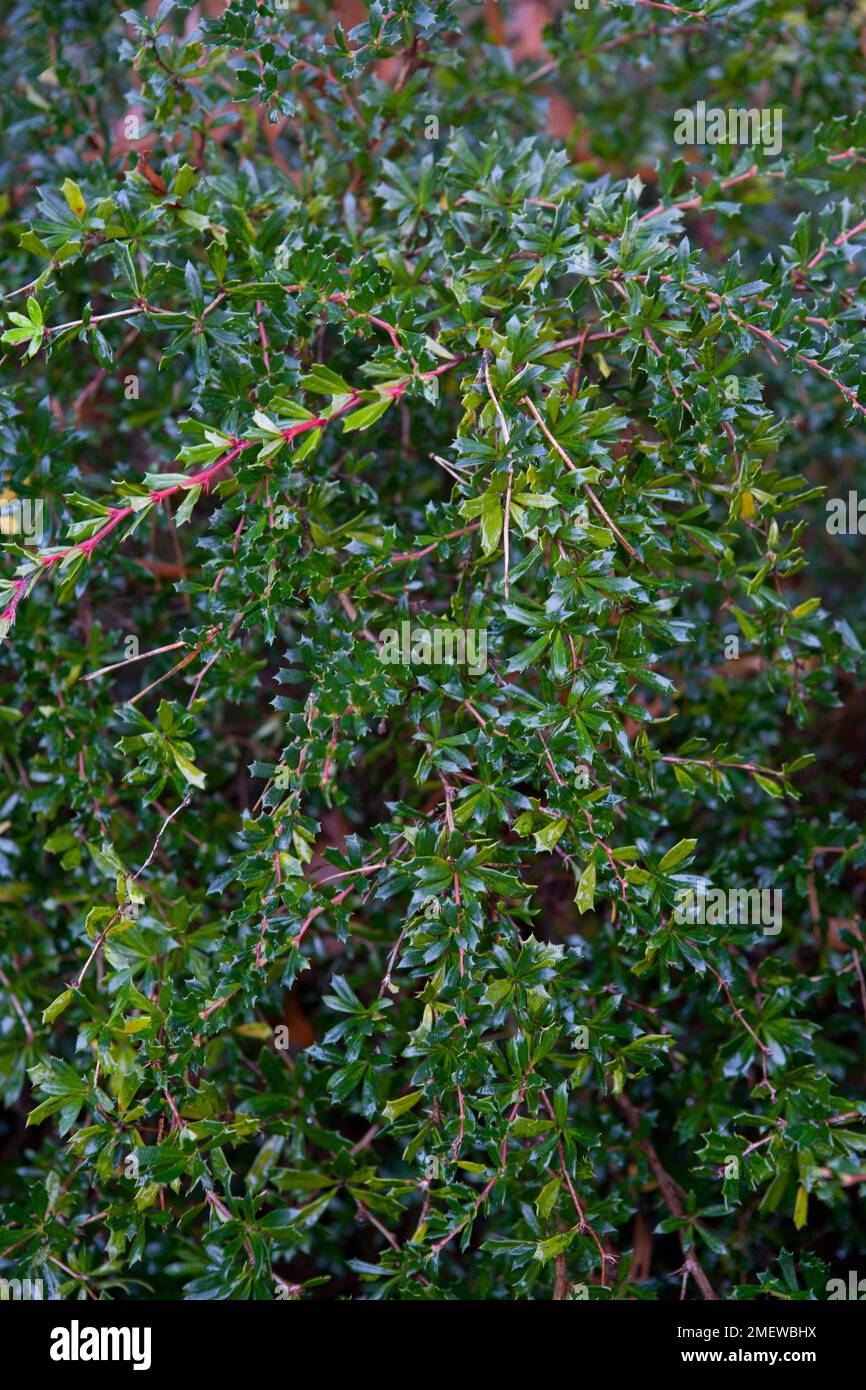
[{"left": 1, "top": 0, "right": 865, "bottom": 1301}]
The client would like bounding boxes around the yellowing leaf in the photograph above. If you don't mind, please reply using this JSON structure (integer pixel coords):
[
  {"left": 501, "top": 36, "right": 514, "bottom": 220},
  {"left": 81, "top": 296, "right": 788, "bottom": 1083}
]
[
  {"left": 793, "top": 1184, "right": 808, "bottom": 1230},
  {"left": 61, "top": 177, "right": 87, "bottom": 219},
  {"left": 594, "top": 352, "right": 611, "bottom": 379},
  {"left": 234, "top": 1022, "right": 273, "bottom": 1039},
  {"left": 170, "top": 745, "right": 206, "bottom": 789}
]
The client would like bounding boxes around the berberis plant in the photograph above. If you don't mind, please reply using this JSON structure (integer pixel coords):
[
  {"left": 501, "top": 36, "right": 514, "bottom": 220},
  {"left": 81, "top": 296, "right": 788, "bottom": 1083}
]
[{"left": 1, "top": 0, "right": 865, "bottom": 1303}]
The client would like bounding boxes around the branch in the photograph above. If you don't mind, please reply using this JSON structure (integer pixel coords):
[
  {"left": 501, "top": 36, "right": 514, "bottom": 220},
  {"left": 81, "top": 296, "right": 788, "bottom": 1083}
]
[
  {"left": 521, "top": 396, "right": 639, "bottom": 559},
  {"left": 616, "top": 1094, "right": 718, "bottom": 1300}
]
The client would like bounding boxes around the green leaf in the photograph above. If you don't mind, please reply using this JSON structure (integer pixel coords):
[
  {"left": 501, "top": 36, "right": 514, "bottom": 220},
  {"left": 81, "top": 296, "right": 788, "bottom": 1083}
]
[
  {"left": 533, "top": 818, "right": 567, "bottom": 852},
  {"left": 383, "top": 1089, "right": 424, "bottom": 1122},
  {"left": 42, "top": 990, "right": 74, "bottom": 1025},
  {"left": 479, "top": 490, "right": 503, "bottom": 556},
  {"left": 659, "top": 839, "right": 697, "bottom": 872},
  {"left": 753, "top": 773, "right": 784, "bottom": 798},
  {"left": 574, "top": 860, "right": 596, "bottom": 913},
  {"left": 300, "top": 365, "right": 353, "bottom": 395},
  {"left": 342, "top": 398, "right": 392, "bottom": 432},
  {"left": 535, "top": 1176, "right": 561, "bottom": 1220},
  {"left": 534, "top": 1229, "right": 576, "bottom": 1262}
]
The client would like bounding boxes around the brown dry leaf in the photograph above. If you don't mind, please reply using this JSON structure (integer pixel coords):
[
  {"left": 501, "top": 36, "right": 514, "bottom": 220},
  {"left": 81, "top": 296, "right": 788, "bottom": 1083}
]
[{"left": 138, "top": 155, "right": 168, "bottom": 197}]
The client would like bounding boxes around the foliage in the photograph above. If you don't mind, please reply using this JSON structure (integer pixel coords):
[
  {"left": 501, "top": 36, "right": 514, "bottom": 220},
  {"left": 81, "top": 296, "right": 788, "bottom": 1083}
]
[{"left": 1, "top": 0, "right": 865, "bottom": 1301}]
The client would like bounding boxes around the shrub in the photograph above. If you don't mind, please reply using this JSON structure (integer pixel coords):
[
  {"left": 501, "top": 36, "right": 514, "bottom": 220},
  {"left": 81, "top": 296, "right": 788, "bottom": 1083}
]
[{"left": 1, "top": 0, "right": 865, "bottom": 1301}]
